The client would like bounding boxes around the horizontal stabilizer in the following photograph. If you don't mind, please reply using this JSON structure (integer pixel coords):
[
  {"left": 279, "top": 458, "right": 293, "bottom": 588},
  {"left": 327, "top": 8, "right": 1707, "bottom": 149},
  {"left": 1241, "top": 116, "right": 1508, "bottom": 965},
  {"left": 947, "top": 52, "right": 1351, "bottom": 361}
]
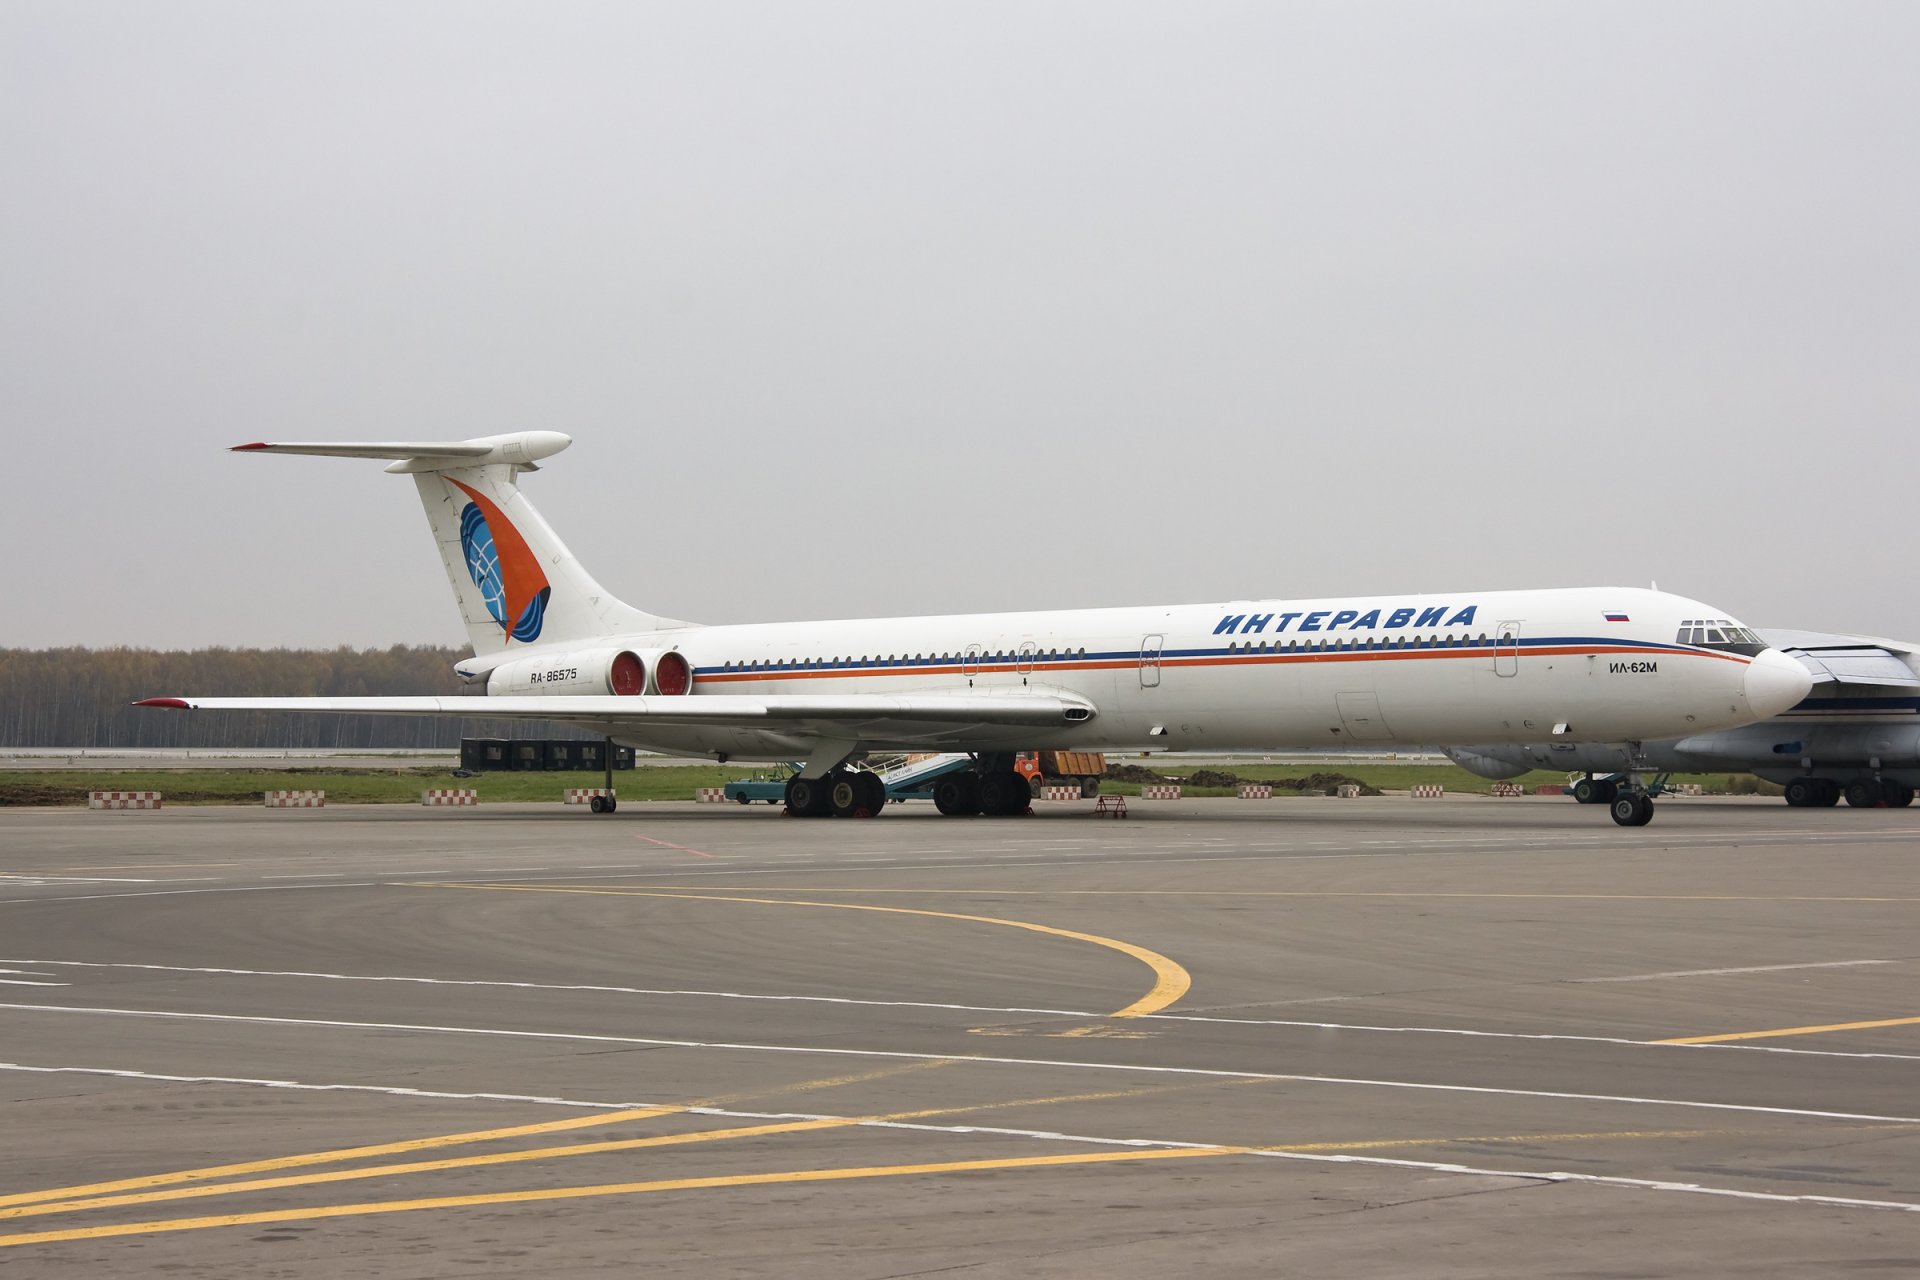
[{"left": 232, "top": 432, "right": 571, "bottom": 472}]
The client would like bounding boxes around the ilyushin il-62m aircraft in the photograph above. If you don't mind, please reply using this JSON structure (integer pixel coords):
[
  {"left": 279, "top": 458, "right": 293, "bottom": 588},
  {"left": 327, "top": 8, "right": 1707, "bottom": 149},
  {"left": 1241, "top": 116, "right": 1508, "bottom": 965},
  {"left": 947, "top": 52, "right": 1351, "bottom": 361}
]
[
  {"left": 1448, "top": 629, "right": 1920, "bottom": 809},
  {"left": 137, "top": 432, "right": 1811, "bottom": 827}
]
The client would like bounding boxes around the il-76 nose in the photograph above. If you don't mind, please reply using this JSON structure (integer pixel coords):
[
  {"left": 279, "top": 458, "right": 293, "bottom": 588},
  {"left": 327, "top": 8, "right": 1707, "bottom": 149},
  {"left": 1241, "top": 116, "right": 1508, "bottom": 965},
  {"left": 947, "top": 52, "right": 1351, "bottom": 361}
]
[{"left": 1743, "top": 647, "right": 1814, "bottom": 719}]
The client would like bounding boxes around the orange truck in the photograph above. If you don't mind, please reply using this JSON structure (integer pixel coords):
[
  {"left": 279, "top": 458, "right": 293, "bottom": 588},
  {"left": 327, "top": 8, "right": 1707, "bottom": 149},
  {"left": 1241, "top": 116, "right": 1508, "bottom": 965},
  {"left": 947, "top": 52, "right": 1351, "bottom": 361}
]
[{"left": 1014, "top": 751, "right": 1107, "bottom": 796}]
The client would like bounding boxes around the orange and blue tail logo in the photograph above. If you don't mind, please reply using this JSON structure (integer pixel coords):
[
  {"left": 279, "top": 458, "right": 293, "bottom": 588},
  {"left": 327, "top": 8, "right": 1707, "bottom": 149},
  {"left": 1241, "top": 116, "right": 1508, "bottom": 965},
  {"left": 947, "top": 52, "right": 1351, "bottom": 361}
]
[{"left": 450, "top": 479, "right": 550, "bottom": 643}]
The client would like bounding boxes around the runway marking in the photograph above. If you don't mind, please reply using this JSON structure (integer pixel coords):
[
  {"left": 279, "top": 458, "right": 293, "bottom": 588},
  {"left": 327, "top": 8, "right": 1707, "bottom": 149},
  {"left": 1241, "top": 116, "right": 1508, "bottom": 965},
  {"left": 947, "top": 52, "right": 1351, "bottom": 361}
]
[
  {"left": 0, "top": 1082, "right": 1181, "bottom": 1221},
  {"left": 7, "top": 1002, "right": 1920, "bottom": 1125},
  {"left": 0, "top": 1107, "right": 682, "bottom": 1211},
  {"left": 634, "top": 835, "right": 714, "bottom": 859},
  {"left": 2, "top": 1059, "right": 1917, "bottom": 1239},
  {"left": 434, "top": 881, "right": 1920, "bottom": 905},
  {"left": 410, "top": 883, "right": 1193, "bottom": 1019},
  {"left": 1576, "top": 960, "right": 1899, "bottom": 983},
  {"left": 1657, "top": 1015, "right": 1920, "bottom": 1045},
  {"left": 8, "top": 958, "right": 1920, "bottom": 1062},
  {"left": 8, "top": 1123, "right": 1920, "bottom": 1249},
  {"left": 0, "top": 1149, "right": 1233, "bottom": 1249},
  {"left": 0, "top": 875, "right": 158, "bottom": 886}
]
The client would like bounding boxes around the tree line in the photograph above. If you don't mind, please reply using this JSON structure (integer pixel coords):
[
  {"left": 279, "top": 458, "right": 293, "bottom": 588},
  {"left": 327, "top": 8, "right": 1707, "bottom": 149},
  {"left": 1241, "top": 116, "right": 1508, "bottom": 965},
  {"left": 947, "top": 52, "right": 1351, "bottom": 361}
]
[{"left": 0, "top": 647, "right": 592, "bottom": 748}]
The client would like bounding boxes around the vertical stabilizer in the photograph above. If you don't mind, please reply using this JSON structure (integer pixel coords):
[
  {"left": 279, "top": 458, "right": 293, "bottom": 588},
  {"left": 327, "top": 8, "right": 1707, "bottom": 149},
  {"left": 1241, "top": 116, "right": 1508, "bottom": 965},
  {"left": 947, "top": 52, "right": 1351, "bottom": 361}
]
[{"left": 232, "top": 433, "right": 689, "bottom": 654}]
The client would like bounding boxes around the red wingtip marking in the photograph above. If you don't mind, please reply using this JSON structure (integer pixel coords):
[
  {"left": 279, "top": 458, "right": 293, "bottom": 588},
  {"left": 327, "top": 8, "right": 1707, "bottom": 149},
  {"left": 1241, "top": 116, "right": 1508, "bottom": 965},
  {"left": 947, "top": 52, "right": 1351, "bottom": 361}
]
[
  {"left": 134, "top": 698, "right": 192, "bottom": 709},
  {"left": 230, "top": 442, "right": 270, "bottom": 451}
]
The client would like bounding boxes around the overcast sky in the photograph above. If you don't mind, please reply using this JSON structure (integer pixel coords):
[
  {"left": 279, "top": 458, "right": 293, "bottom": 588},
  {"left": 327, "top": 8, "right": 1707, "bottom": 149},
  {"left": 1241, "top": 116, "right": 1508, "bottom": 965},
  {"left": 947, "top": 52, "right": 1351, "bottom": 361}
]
[{"left": 4, "top": 2, "right": 1915, "bottom": 652}]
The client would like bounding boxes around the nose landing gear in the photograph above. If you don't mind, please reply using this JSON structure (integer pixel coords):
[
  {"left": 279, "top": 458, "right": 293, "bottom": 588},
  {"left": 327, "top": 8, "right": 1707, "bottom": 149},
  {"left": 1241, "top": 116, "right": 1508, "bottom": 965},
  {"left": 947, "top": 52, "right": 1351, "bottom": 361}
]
[{"left": 1607, "top": 744, "right": 1658, "bottom": 827}]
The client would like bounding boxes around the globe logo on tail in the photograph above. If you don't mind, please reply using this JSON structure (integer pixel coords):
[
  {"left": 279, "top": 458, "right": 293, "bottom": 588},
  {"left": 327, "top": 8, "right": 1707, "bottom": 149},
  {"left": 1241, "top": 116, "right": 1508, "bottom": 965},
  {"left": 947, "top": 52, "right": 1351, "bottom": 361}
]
[{"left": 450, "top": 479, "right": 551, "bottom": 643}]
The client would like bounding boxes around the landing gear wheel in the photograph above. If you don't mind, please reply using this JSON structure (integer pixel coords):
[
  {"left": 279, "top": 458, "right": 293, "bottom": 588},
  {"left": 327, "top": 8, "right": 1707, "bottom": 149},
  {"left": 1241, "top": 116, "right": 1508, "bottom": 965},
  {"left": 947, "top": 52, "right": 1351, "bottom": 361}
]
[
  {"left": 933, "top": 774, "right": 980, "bottom": 817},
  {"left": 978, "top": 772, "right": 1030, "bottom": 816},
  {"left": 1609, "top": 793, "right": 1654, "bottom": 827},
  {"left": 828, "top": 773, "right": 863, "bottom": 818},
  {"left": 785, "top": 776, "right": 832, "bottom": 817},
  {"left": 1572, "top": 778, "right": 1600, "bottom": 804},
  {"left": 1784, "top": 778, "right": 1816, "bottom": 807},
  {"left": 1886, "top": 782, "right": 1915, "bottom": 808},
  {"left": 589, "top": 794, "right": 606, "bottom": 814},
  {"left": 1844, "top": 779, "right": 1884, "bottom": 808},
  {"left": 1816, "top": 779, "right": 1842, "bottom": 806},
  {"left": 856, "top": 770, "right": 887, "bottom": 816}
]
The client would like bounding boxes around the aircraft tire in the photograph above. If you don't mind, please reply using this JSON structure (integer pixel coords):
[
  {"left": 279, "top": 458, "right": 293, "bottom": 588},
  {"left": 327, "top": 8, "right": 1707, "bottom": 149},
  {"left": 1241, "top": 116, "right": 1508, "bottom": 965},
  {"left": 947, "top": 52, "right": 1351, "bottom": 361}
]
[
  {"left": 1784, "top": 779, "right": 1816, "bottom": 807},
  {"left": 1844, "top": 779, "right": 1884, "bottom": 808},
  {"left": 978, "top": 772, "right": 1028, "bottom": 816},
  {"left": 1816, "top": 779, "right": 1842, "bottom": 806},
  {"left": 1609, "top": 793, "right": 1654, "bottom": 827},
  {"left": 1887, "top": 783, "right": 1915, "bottom": 808},
  {"left": 1572, "top": 779, "right": 1599, "bottom": 804},
  {"left": 856, "top": 770, "right": 886, "bottom": 816},
  {"left": 589, "top": 795, "right": 606, "bottom": 814},
  {"left": 933, "top": 774, "right": 980, "bottom": 816},
  {"left": 785, "top": 776, "right": 832, "bottom": 818},
  {"left": 828, "top": 774, "right": 863, "bottom": 818}
]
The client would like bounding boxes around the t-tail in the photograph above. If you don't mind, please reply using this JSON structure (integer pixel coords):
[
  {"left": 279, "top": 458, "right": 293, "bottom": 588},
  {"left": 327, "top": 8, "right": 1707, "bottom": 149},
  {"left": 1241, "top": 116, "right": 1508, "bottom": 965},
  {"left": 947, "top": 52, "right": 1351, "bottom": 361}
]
[{"left": 231, "top": 432, "right": 688, "bottom": 655}]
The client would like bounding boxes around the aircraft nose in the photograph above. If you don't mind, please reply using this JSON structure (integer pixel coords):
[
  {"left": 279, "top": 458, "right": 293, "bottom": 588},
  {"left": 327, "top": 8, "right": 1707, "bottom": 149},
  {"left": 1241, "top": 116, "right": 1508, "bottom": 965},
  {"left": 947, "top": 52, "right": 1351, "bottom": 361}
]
[{"left": 1743, "top": 647, "right": 1813, "bottom": 719}]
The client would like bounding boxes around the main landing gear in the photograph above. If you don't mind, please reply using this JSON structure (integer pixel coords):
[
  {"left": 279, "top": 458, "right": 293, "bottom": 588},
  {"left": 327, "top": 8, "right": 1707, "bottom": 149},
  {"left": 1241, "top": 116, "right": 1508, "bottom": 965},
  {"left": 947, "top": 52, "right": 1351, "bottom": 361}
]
[
  {"left": 784, "top": 770, "right": 887, "bottom": 819},
  {"left": 1785, "top": 777, "right": 1915, "bottom": 808},
  {"left": 931, "top": 768, "right": 1033, "bottom": 817}
]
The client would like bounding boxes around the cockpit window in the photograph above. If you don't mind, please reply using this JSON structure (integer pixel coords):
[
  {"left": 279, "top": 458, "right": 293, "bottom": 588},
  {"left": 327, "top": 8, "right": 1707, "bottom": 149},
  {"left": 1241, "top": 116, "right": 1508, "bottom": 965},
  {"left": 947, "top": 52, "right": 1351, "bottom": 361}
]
[{"left": 1676, "top": 618, "right": 1765, "bottom": 655}]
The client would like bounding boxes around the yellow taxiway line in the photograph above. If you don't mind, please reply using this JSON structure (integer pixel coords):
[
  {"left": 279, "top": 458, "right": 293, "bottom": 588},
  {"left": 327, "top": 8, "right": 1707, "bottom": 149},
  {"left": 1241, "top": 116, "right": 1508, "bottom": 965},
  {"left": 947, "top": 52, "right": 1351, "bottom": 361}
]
[
  {"left": 1656, "top": 1015, "right": 1920, "bottom": 1045},
  {"left": 410, "top": 882, "right": 1192, "bottom": 1018}
]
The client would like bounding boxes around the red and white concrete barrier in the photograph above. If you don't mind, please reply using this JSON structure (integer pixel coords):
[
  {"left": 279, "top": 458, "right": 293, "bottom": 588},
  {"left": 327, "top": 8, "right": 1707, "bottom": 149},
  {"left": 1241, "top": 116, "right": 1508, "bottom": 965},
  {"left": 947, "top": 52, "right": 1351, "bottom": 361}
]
[
  {"left": 1040, "top": 785, "right": 1083, "bottom": 802},
  {"left": 564, "top": 789, "right": 613, "bottom": 805},
  {"left": 1410, "top": 784, "right": 1445, "bottom": 799},
  {"left": 264, "top": 791, "right": 325, "bottom": 808},
  {"left": 1488, "top": 783, "right": 1525, "bottom": 797},
  {"left": 420, "top": 789, "right": 478, "bottom": 806},
  {"left": 694, "top": 788, "right": 728, "bottom": 803},
  {"left": 1237, "top": 784, "right": 1273, "bottom": 799},
  {"left": 1140, "top": 785, "right": 1182, "bottom": 800},
  {"left": 89, "top": 791, "right": 161, "bottom": 810}
]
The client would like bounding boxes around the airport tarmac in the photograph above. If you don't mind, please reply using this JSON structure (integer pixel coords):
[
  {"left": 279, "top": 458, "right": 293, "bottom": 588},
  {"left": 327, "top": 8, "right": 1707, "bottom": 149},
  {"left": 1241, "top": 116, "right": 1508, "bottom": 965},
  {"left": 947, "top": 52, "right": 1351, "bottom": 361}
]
[{"left": 0, "top": 797, "right": 1915, "bottom": 1276}]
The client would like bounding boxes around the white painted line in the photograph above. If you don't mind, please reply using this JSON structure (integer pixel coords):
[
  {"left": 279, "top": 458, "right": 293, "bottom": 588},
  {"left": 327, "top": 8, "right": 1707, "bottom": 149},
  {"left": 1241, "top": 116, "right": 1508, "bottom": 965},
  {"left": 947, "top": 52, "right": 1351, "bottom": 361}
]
[
  {"left": 0, "top": 1061, "right": 1911, "bottom": 1215},
  {"left": 0, "top": 980, "right": 66, "bottom": 986},
  {"left": 3, "top": 1001, "right": 1916, "bottom": 1126},
  {"left": 11, "top": 958, "right": 1909, "bottom": 1063},
  {"left": 0, "top": 875, "right": 157, "bottom": 884},
  {"left": 1575, "top": 960, "right": 1900, "bottom": 983},
  {"left": 0, "top": 883, "right": 381, "bottom": 906}
]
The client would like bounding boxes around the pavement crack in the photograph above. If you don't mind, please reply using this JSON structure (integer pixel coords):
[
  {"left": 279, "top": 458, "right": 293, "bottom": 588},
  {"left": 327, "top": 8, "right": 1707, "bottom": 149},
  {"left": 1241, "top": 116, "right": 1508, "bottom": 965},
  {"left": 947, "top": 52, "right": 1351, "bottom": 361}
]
[{"left": 1310, "top": 1176, "right": 1553, "bottom": 1218}]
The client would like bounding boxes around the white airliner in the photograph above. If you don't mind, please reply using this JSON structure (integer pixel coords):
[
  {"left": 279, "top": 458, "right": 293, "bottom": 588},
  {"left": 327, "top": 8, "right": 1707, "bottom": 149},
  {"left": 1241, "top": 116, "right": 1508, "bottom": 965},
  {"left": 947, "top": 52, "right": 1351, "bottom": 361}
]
[{"left": 138, "top": 432, "right": 1810, "bottom": 826}]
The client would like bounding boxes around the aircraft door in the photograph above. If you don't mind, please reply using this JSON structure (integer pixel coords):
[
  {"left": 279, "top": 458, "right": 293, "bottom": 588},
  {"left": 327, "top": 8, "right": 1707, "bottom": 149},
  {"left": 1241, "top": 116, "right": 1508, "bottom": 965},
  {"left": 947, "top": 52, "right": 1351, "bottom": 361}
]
[
  {"left": 1494, "top": 621, "right": 1521, "bottom": 677},
  {"left": 963, "top": 644, "right": 982, "bottom": 683},
  {"left": 1140, "top": 634, "right": 1164, "bottom": 688},
  {"left": 1017, "top": 641, "right": 1037, "bottom": 675}
]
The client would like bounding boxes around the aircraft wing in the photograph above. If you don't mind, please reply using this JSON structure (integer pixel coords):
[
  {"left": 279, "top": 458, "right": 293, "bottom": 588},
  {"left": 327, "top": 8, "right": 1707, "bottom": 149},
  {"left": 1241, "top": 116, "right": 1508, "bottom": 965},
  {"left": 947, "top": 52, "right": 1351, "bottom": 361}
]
[
  {"left": 1757, "top": 629, "right": 1920, "bottom": 690},
  {"left": 134, "top": 692, "right": 1096, "bottom": 734}
]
